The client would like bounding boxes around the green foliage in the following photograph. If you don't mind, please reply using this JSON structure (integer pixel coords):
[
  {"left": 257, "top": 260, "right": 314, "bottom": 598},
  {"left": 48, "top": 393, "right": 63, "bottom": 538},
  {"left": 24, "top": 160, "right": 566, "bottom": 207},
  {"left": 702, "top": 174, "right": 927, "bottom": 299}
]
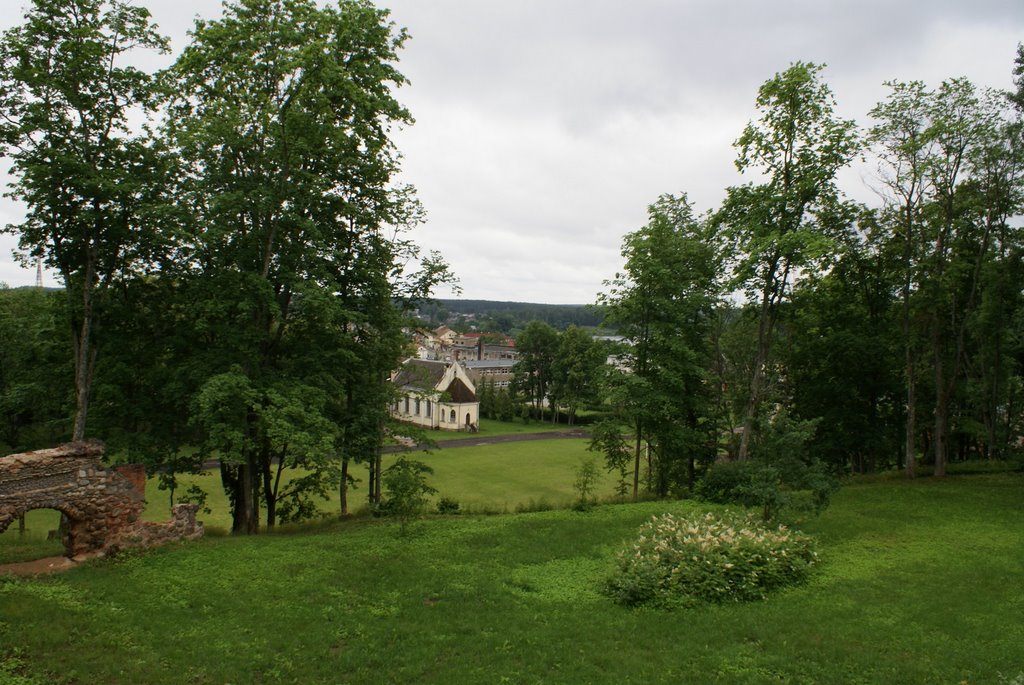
[
  {"left": 783, "top": 239, "right": 904, "bottom": 473},
  {"left": 178, "top": 484, "right": 212, "bottom": 516},
  {"left": 513, "top": 320, "right": 559, "bottom": 417},
  {"left": 435, "top": 497, "right": 461, "bottom": 515},
  {"left": 478, "top": 380, "right": 521, "bottom": 423},
  {"left": 0, "top": 648, "right": 46, "bottom": 685},
  {"left": 381, "top": 457, "right": 437, "bottom": 533},
  {"left": 150, "top": 0, "right": 455, "bottom": 531},
  {"left": 696, "top": 453, "right": 839, "bottom": 522},
  {"left": 550, "top": 325, "right": 604, "bottom": 425},
  {"left": 513, "top": 497, "right": 554, "bottom": 513},
  {"left": 419, "top": 300, "right": 604, "bottom": 331},
  {"left": 1013, "top": 42, "right": 1024, "bottom": 112},
  {"left": 604, "top": 511, "right": 817, "bottom": 608},
  {"left": 588, "top": 419, "right": 631, "bottom": 497},
  {"left": 719, "top": 62, "right": 860, "bottom": 459},
  {"left": 571, "top": 457, "right": 599, "bottom": 511},
  {"left": 598, "top": 194, "right": 721, "bottom": 499},
  {"left": 694, "top": 461, "right": 757, "bottom": 505},
  {"left": 0, "top": 0, "right": 172, "bottom": 441},
  {"left": 0, "top": 288, "right": 71, "bottom": 452}
]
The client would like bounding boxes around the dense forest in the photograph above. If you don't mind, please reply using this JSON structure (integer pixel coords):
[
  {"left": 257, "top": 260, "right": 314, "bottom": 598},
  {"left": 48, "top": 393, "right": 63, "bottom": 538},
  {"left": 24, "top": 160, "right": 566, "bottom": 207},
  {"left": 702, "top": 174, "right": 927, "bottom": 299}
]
[
  {"left": 414, "top": 299, "right": 605, "bottom": 332},
  {"left": 1, "top": 0, "right": 1022, "bottom": 531}
]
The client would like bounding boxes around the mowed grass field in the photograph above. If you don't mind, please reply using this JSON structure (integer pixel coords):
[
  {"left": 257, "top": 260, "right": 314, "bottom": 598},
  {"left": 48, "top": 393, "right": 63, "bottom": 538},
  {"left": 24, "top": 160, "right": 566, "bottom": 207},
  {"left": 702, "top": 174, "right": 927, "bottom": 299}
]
[
  {"left": 162, "top": 436, "right": 611, "bottom": 528},
  {"left": 1, "top": 470, "right": 1022, "bottom": 684}
]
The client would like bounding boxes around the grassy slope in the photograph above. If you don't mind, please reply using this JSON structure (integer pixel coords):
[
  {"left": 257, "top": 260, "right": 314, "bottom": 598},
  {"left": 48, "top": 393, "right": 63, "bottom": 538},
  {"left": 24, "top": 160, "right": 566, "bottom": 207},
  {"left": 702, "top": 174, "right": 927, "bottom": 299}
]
[{"left": 2, "top": 472, "right": 1022, "bottom": 684}]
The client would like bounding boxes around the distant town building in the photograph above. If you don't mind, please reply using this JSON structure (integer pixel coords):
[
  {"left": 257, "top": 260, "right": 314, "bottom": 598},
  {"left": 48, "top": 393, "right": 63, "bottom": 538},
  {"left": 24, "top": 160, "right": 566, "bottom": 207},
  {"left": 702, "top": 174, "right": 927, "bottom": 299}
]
[
  {"left": 391, "top": 358, "right": 479, "bottom": 432},
  {"left": 414, "top": 325, "right": 519, "bottom": 364},
  {"left": 463, "top": 358, "right": 516, "bottom": 390}
]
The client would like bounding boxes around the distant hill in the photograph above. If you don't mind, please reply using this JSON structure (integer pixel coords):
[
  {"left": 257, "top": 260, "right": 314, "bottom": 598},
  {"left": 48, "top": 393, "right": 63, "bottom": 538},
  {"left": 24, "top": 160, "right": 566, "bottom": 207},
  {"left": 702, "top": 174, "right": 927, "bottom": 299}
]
[{"left": 416, "top": 299, "right": 606, "bottom": 331}]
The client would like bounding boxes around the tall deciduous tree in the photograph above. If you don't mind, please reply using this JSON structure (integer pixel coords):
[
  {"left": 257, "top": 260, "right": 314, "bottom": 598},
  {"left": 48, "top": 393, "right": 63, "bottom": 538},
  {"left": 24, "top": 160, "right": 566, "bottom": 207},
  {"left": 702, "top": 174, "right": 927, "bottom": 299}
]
[
  {"left": 550, "top": 325, "right": 603, "bottom": 426},
  {"left": 718, "top": 62, "right": 859, "bottom": 460},
  {"left": 163, "top": 0, "right": 449, "bottom": 533},
  {"left": 921, "top": 80, "right": 1018, "bottom": 476},
  {"left": 783, "top": 209, "right": 904, "bottom": 474},
  {"left": 513, "top": 320, "right": 559, "bottom": 420},
  {"left": 599, "top": 194, "right": 720, "bottom": 499},
  {"left": 870, "top": 78, "right": 1023, "bottom": 476},
  {"left": 1010, "top": 43, "right": 1024, "bottom": 112},
  {"left": 0, "top": 0, "right": 170, "bottom": 440},
  {"left": 868, "top": 80, "right": 935, "bottom": 477}
]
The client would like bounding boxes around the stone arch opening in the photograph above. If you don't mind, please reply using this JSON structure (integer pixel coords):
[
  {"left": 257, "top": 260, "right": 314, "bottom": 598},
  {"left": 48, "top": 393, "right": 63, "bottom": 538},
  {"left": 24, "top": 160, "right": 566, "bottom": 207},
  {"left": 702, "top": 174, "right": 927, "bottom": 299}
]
[
  {"left": 0, "top": 506, "right": 69, "bottom": 560},
  {"left": 0, "top": 441, "right": 203, "bottom": 560}
]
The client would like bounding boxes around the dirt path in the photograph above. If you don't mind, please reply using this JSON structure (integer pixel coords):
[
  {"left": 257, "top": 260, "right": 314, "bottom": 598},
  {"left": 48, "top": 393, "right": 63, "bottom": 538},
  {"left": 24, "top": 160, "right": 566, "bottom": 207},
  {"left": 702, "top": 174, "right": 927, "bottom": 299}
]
[
  {"left": 0, "top": 555, "right": 76, "bottom": 576},
  {"left": 391, "top": 429, "right": 590, "bottom": 452}
]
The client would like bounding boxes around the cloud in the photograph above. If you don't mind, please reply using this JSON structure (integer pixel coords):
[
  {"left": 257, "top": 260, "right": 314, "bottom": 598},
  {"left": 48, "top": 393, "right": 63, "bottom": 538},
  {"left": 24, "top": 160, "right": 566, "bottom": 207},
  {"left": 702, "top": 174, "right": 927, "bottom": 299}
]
[{"left": 2, "top": 0, "right": 1022, "bottom": 302}]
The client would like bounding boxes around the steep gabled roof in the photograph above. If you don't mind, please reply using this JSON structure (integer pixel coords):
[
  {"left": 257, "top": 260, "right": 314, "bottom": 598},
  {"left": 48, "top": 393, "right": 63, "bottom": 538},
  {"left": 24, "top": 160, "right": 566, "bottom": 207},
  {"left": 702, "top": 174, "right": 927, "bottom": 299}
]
[
  {"left": 447, "top": 377, "right": 478, "bottom": 403},
  {"left": 393, "top": 359, "right": 447, "bottom": 390}
]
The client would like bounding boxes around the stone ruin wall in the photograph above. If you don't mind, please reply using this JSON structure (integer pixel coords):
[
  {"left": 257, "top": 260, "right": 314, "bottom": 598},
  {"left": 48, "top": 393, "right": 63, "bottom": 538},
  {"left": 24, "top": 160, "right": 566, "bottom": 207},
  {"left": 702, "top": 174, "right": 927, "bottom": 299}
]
[{"left": 0, "top": 441, "right": 203, "bottom": 558}]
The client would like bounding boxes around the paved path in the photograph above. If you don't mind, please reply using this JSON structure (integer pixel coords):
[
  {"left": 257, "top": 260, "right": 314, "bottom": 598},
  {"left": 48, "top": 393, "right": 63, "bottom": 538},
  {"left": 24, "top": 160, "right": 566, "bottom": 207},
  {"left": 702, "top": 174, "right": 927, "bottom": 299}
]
[{"left": 407, "top": 429, "right": 590, "bottom": 451}]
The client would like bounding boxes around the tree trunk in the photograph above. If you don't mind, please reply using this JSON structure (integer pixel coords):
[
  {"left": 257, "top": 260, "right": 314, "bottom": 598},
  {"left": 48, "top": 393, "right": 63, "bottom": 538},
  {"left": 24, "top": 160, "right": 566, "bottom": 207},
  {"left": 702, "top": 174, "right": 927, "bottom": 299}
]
[
  {"left": 366, "top": 457, "right": 375, "bottom": 506},
  {"left": 738, "top": 283, "right": 777, "bottom": 461},
  {"left": 229, "top": 452, "right": 260, "bottom": 535},
  {"left": 901, "top": 210, "right": 917, "bottom": 479},
  {"left": 71, "top": 265, "right": 97, "bottom": 441},
  {"left": 933, "top": 331, "right": 949, "bottom": 477},
  {"left": 933, "top": 400, "right": 948, "bottom": 477},
  {"left": 264, "top": 443, "right": 282, "bottom": 529},
  {"left": 373, "top": 448, "right": 382, "bottom": 503},
  {"left": 339, "top": 457, "right": 349, "bottom": 515},
  {"left": 632, "top": 418, "right": 642, "bottom": 501},
  {"left": 904, "top": 350, "right": 917, "bottom": 479},
  {"left": 248, "top": 454, "right": 260, "bottom": 533}
]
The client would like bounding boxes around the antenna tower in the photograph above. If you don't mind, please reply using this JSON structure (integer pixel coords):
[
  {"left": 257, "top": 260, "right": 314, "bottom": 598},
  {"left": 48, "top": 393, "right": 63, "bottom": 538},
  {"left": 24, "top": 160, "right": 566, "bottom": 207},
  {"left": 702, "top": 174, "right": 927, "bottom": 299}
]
[{"left": 35, "top": 257, "right": 43, "bottom": 288}]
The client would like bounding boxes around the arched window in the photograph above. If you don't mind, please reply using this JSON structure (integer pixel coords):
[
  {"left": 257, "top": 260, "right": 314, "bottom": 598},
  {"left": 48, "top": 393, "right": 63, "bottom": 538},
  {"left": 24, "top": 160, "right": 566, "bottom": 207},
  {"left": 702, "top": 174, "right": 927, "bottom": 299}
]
[
  {"left": 449, "top": 409, "right": 456, "bottom": 423},
  {"left": 414, "top": 398, "right": 421, "bottom": 415},
  {"left": 425, "top": 400, "right": 432, "bottom": 418}
]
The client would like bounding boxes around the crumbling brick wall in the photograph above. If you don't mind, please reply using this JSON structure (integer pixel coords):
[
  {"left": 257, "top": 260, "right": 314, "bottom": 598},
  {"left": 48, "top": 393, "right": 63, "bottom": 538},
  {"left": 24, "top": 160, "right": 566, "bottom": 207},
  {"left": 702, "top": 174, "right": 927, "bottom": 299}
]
[{"left": 0, "top": 441, "right": 202, "bottom": 558}]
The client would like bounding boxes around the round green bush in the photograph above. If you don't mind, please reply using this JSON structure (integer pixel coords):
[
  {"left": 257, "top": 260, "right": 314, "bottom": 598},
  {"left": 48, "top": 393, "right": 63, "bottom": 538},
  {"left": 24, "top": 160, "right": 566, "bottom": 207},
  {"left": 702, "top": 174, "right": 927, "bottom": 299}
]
[{"left": 605, "top": 510, "right": 817, "bottom": 607}]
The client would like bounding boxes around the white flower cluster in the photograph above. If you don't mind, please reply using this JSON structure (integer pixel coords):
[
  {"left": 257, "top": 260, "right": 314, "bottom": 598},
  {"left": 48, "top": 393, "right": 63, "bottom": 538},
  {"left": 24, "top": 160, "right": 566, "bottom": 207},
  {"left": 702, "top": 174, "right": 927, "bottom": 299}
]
[{"left": 607, "top": 510, "right": 817, "bottom": 606}]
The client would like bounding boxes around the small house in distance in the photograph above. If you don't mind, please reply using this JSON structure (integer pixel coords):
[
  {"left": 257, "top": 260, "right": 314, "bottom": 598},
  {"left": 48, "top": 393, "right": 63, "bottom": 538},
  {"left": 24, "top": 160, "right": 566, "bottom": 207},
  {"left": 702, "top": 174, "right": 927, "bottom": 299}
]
[{"left": 391, "top": 358, "right": 479, "bottom": 431}]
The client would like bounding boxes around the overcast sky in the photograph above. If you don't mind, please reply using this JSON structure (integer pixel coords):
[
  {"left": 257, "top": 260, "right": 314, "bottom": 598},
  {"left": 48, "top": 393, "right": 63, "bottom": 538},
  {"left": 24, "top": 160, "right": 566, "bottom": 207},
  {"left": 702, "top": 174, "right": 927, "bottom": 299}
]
[{"left": 1, "top": 1, "right": 1022, "bottom": 303}]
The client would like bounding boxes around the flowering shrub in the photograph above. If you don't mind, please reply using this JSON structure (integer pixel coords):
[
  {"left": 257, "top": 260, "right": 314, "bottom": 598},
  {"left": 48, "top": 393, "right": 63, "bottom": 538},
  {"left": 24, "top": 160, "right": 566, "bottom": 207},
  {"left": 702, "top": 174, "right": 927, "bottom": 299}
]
[{"left": 604, "top": 511, "right": 817, "bottom": 607}]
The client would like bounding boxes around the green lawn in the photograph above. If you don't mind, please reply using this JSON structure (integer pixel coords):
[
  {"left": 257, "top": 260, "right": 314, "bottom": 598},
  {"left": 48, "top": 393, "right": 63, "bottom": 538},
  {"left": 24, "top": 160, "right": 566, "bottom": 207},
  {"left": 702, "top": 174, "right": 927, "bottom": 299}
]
[
  {"left": 412, "top": 438, "right": 612, "bottom": 512},
  {"left": 1, "top": 471, "right": 1022, "bottom": 684},
  {"left": 0, "top": 511, "right": 64, "bottom": 564}
]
